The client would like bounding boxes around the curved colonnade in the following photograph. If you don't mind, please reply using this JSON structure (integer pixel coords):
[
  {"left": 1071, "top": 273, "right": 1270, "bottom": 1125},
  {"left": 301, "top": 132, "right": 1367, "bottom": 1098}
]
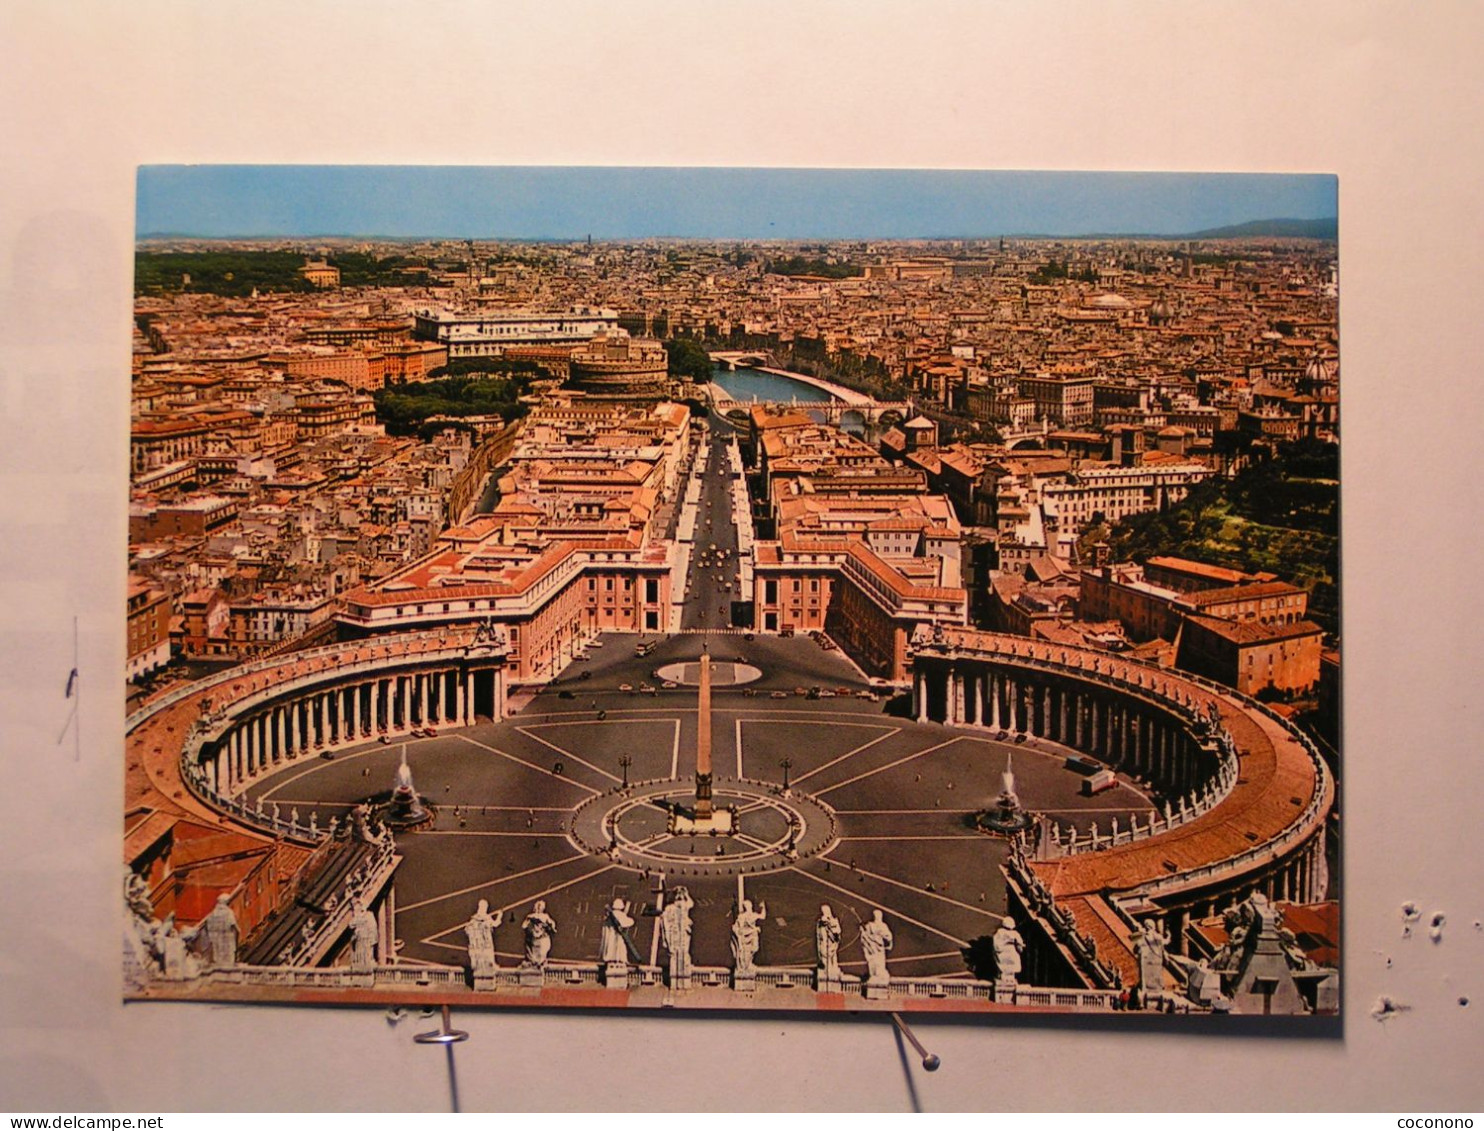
[
  {"left": 910, "top": 627, "right": 1333, "bottom": 984},
  {"left": 126, "top": 622, "right": 1331, "bottom": 1004},
  {"left": 126, "top": 627, "right": 509, "bottom": 851}
]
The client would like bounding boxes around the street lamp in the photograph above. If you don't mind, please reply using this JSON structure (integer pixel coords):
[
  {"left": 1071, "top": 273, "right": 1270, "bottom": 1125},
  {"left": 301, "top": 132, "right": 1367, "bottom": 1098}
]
[
  {"left": 619, "top": 755, "right": 632, "bottom": 790},
  {"left": 779, "top": 756, "right": 792, "bottom": 795}
]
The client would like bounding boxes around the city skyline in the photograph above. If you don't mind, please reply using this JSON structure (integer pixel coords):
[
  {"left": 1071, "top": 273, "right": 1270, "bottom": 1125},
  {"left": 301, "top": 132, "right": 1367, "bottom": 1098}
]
[
  {"left": 138, "top": 166, "right": 1337, "bottom": 241},
  {"left": 125, "top": 169, "right": 1339, "bottom": 1018}
]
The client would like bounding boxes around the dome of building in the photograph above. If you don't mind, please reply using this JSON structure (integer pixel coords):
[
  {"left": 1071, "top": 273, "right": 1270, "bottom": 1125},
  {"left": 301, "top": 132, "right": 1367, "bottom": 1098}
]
[
  {"left": 1304, "top": 353, "right": 1337, "bottom": 387},
  {"left": 1087, "top": 292, "right": 1132, "bottom": 309}
]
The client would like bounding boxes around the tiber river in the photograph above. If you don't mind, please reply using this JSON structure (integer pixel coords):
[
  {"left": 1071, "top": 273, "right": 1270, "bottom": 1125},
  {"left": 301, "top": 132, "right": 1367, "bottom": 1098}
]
[
  {"left": 477, "top": 364, "right": 841, "bottom": 513},
  {"left": 709, "top": 364, "right": 841, "bottom": 403}
]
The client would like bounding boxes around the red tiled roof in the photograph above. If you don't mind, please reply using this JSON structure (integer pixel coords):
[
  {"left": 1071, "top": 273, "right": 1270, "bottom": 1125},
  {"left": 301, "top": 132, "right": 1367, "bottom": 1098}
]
[{"left": 1181, "top": 612, "right": 1324, "bottom": 645}]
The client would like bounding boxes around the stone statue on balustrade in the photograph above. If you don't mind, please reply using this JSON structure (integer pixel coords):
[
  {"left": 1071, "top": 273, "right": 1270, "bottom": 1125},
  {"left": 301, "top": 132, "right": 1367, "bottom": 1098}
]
[
  {"left": 125, "top": 869, "right": 154, "bottom": 925},
  {"left": 123, "top": 869, "right": 165, "bottom": 985},
  {"left": 659, "top": 887, "right": 695, "bottom": 986},
  {"left": 599, "top": 901, "right": 629, "bottom": 964},
  {"left": 1205, "top": 700, "right": 1223, "bottom": 731},
  {"left": 350, "top": 802, "right": 383, "bottom": 844},
  {"left": 349, "top": 900, "right": 379, "bottom": 973},
  {"left": 158, "top": 915, "right": 200, "bottom": 981},
  {"left": 730, "top": 899, "right": 766, "bottom": 978},
  {"left": 600, "top": 899, "right": 636, "bottom": 981},
  {"left": 1212, "top": 902, "right": 1253, "bottom": 972},
  {"left": 1135, "top": 917, "right": 1170, "bottom": 998},
  {"left": 464, "top": 899, "right": 502, "bottom": 980},
  {"left": 521, "top": 900, "right": 557, "bottom": 969},
  {"left": 815, "top": 904, "right": 842, "bottom": 984},
  {"left": 991, "top": 916, "right": 1025, "bottom": 987},
  {"left": 860, "top": 910, "right": 894, "bottom": 995},
  {"left": 192, "top": 894, "right": 240, "bottom": 969}
]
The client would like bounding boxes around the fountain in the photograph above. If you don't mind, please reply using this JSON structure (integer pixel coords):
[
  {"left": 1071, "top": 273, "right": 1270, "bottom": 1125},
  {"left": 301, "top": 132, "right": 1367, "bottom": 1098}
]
[
  {"left": 380, "top": 749, "right": 430, "bottom": 829},
  {"left": 976, "top": 751, "right": 1033, "bottom": 835}
]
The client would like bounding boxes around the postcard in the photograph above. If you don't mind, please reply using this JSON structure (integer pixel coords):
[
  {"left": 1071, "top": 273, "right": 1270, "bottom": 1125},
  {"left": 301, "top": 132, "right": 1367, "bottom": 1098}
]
[{"left": 124, "top": 167, "right": 1338, "bottom": 1016}]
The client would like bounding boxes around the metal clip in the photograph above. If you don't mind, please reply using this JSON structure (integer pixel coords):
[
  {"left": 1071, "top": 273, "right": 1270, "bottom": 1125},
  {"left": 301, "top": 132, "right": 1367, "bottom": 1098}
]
[
  {"left": 890, "top": 1012, "right": 940, "bottom": 1071},
  {"left": 413, "top": 1004, "right": 469, "bottom": 1045}
]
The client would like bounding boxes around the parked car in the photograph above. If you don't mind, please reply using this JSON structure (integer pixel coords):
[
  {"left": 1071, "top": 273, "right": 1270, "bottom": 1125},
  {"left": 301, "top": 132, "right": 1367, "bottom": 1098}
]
[{"left": 770, "top": 690, "right": 789, "bottom": 699}]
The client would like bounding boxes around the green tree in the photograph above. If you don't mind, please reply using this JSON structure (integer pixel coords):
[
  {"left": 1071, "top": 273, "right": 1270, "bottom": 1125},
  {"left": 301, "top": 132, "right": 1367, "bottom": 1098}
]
[{"left": 664, "top": 338, "right": 713, "bottom": 381}]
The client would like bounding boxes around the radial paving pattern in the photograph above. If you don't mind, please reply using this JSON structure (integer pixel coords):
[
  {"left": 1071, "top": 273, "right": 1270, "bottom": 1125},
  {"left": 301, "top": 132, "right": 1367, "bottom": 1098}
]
[{"left": 243, "top": 633, "right": 1155, "bottom": 979}]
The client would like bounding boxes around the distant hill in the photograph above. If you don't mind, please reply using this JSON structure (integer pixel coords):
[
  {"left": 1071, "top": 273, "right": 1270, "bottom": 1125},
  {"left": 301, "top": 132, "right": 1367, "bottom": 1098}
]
[
  {"left": 1013, "top": 217, "right": 1339, "bottom": 241},
  {"left": 1184, "top": 217, "right": 1337, "bottom": 240}
]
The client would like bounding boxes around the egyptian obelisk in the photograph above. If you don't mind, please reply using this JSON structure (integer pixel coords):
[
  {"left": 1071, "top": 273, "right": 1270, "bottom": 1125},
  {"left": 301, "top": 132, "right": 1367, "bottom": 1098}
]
[{"left": 694, "top": 649, "right": 714, "bottom": 819}]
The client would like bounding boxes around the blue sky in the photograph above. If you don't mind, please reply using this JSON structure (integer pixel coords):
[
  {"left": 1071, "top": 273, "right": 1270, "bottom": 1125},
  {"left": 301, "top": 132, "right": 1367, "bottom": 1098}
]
[{"left": 137, "top": 166, "right": 1337, "bottom": 240}]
